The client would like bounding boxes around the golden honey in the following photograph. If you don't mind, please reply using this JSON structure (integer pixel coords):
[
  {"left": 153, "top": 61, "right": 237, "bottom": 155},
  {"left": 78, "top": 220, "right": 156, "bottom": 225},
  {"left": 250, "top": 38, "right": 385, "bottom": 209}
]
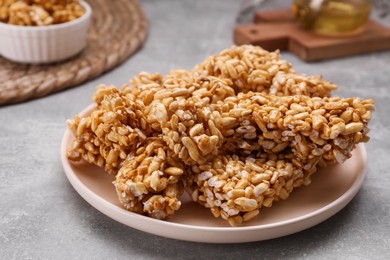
[{"left": 293, "top": 0, "right": 372, "bottom": 36}]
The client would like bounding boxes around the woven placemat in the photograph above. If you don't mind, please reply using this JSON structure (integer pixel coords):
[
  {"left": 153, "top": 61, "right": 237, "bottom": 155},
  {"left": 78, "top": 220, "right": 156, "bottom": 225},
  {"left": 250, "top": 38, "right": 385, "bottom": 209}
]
[{"left": 0, "top": 0, "right": 148, "bottom": 105}]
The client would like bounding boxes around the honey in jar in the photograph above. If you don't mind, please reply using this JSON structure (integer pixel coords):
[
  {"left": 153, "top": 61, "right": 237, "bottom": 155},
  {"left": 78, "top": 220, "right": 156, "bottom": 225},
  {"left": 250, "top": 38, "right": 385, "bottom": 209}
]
[{"left": 293, "top": 0, "right": 372, "bottom": 36}]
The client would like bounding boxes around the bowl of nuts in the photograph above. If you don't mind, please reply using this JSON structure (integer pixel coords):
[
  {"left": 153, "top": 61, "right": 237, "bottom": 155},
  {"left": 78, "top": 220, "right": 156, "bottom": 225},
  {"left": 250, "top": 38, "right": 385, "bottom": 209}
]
[{"left": 0, "top": 0, "right": 92, "bottom": 64}]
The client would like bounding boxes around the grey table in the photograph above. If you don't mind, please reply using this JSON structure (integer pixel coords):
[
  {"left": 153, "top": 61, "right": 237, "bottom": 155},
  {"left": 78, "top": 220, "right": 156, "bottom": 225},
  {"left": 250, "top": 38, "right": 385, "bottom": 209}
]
[{"left": 1, "top": 0, "right": 390, "bottom": 259}]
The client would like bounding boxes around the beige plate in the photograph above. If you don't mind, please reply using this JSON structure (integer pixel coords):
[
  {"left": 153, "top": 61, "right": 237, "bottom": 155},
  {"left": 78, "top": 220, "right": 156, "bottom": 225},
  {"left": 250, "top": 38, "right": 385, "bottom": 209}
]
[{"left": 61, "top": 104, "right": 368, "bottom": 243}]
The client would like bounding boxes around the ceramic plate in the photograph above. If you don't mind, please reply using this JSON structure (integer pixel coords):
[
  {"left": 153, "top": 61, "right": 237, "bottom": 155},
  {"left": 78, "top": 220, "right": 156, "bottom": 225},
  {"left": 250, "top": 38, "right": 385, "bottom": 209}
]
[{"left": 61, "top": 104, "right": 367, "bottom": 243}]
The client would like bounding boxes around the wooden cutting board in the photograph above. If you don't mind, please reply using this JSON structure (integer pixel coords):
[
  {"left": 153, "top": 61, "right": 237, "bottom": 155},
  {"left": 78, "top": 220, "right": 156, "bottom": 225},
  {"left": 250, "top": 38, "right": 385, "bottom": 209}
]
[{"left": 234, "top": 9, "right": 390, "bottom": 61}]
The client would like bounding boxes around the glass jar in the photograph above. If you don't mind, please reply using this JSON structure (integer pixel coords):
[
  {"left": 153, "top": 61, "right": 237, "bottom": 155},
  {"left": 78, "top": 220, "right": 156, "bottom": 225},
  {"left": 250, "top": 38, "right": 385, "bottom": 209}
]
[{"left": 292, "top": 0, "right": 372, "bottom": 36}]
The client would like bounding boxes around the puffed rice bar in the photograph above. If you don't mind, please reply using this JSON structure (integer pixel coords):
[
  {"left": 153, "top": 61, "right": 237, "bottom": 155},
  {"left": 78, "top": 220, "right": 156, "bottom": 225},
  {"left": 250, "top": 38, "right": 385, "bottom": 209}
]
[{"left": 114, "top": 138, "right": 184, "bottom": 219}]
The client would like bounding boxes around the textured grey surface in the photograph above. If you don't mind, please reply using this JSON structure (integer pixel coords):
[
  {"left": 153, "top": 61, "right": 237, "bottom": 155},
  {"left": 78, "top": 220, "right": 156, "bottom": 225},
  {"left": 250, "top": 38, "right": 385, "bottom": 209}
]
[{"left": 1, "top": 0, "right": 390, "bottom": 259}]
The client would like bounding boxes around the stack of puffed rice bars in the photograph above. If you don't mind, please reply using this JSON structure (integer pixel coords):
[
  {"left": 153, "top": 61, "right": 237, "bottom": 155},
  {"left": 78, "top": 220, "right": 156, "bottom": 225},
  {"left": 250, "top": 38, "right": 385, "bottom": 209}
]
[{"left": 67, "top": 45, "right": 374, "bottom": 226}]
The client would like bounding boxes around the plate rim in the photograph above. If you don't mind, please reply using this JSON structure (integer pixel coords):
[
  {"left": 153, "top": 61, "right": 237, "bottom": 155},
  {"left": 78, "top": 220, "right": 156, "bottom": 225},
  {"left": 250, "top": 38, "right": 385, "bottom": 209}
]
[{"left": 61, "top": 105, "right": 367, "bottom": 242}]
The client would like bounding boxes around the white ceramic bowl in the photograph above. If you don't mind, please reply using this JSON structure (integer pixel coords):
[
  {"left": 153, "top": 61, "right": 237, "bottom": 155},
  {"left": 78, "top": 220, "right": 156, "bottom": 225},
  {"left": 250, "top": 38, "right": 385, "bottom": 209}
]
[{"left": 0, "top": 1, "right": 92, "bottom": 64}]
